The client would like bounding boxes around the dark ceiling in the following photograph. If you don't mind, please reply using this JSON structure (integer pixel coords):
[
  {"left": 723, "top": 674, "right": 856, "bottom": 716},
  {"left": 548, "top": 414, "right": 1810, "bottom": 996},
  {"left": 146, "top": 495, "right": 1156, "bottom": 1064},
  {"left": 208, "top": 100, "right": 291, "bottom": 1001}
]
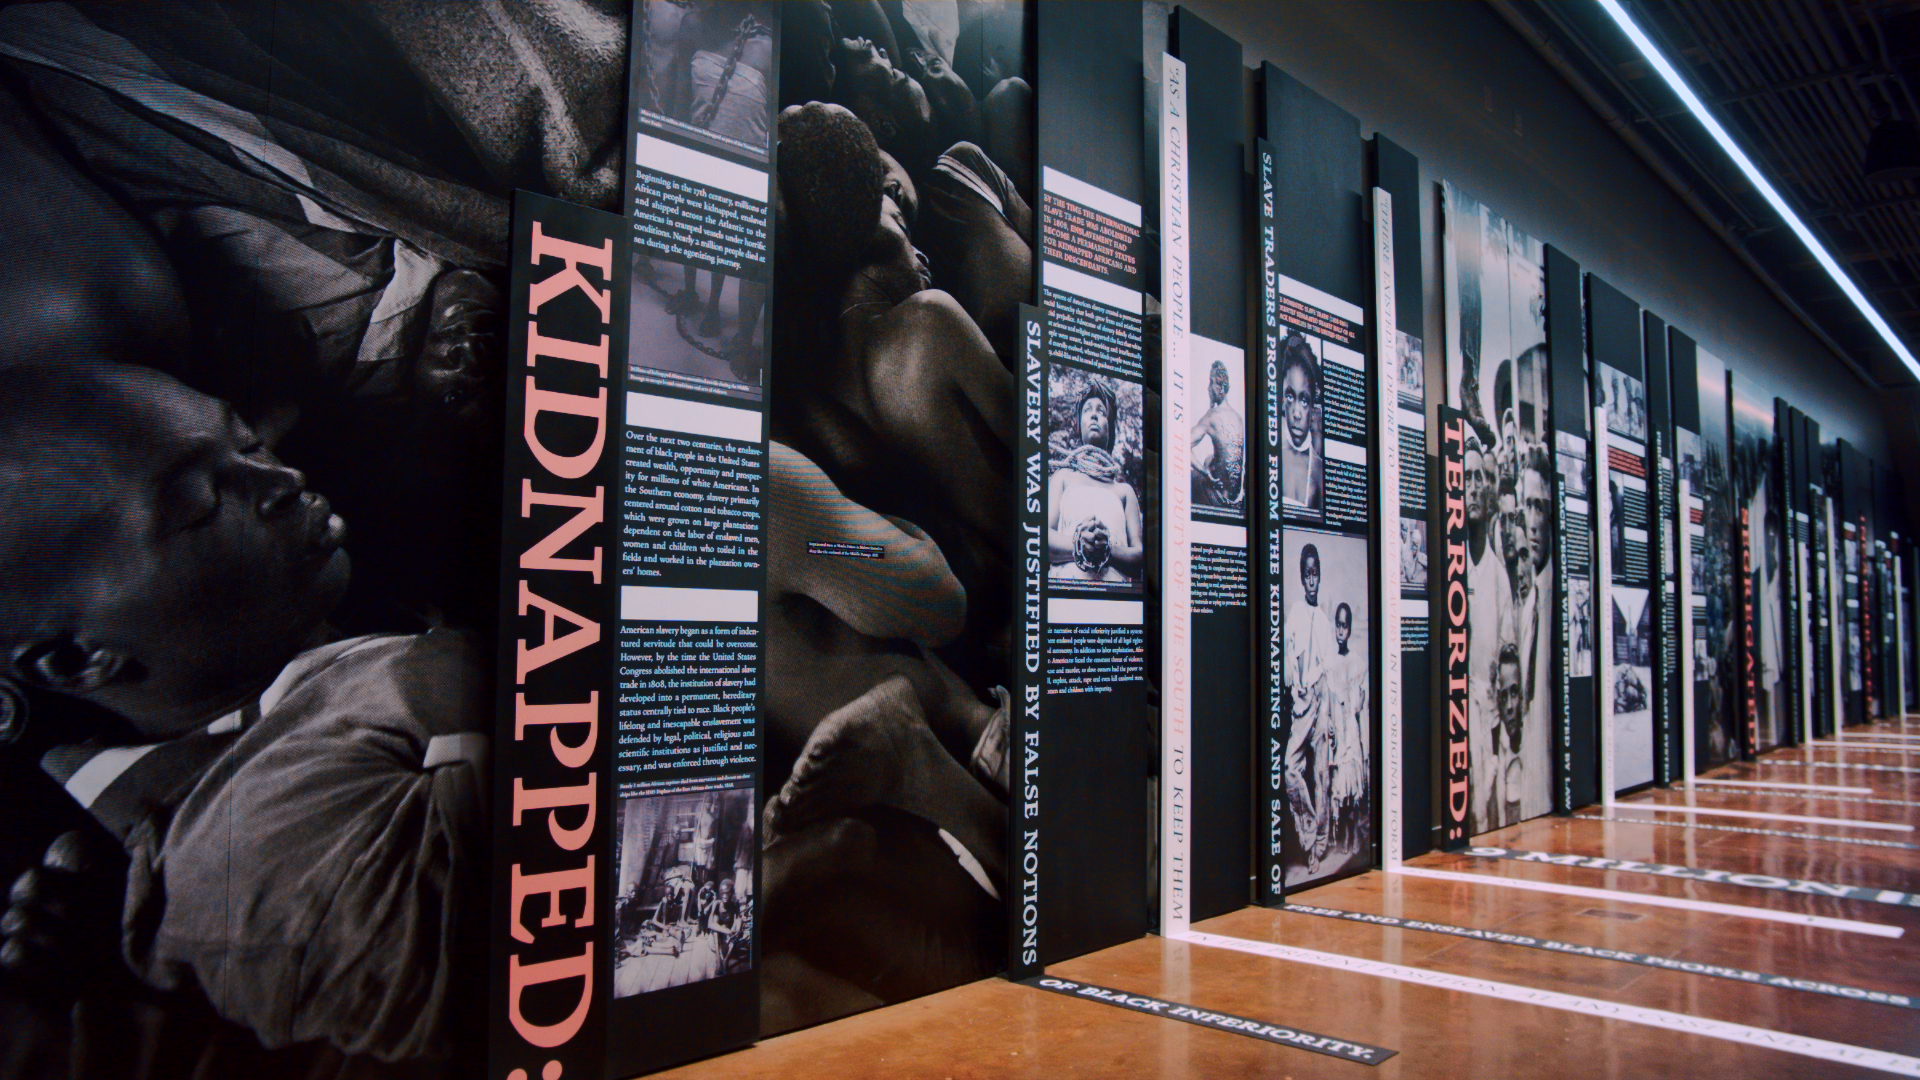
[{"left": 1492, "top": 0, "right": 1920, "bottom": 391}]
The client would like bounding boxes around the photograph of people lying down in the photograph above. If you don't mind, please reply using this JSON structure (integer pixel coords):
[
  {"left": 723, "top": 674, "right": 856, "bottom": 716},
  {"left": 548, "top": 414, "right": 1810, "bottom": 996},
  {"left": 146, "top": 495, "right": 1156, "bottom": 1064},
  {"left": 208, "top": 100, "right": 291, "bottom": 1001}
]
[
  {"left": 0, "top": 0, "right": 1039, "bottom": 1072},
  {"left": 759, "top": 0, "right": 1030, "bottom": 1037},
  {"left": 0, "top": 1, "right": 634, "bottom": 1076}
]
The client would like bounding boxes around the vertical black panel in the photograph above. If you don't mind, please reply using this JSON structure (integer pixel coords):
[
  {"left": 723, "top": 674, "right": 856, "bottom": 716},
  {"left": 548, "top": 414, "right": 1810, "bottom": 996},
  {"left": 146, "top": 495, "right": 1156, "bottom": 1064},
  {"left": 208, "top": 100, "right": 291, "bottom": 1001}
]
[
  {"left": 1726, "top": 371, "right": 1775, "bottom": 755},
  {"left": 1587, "top": 279, "right": 1643, "bottom": 378},
  {"left": 1260, "top": 64, "right": 1366, "bottom": 305},
  {"left": 1039, "top": 2, "right": 1143, "bottom": 207},
  {"left": 1379, "top": 140, "right": 1423, "bottom": 343},
  {"left": 1873, "top": 459, "right": 1896, "bottom": 718},
  {"left": 1374, "top": 134, "right": 1431, "bottom": 858},
  {"left": 1645, "top": 314, "right": 1681, "bottom": 779},
  {"left": 1008, "top": 304, "right": 1046, "bottom": 981},
  {"left": 494, "top": 190, "right": 624, "bottom": 1080},
  {"left": 1804, "top": 412, "right": 1832, "bottom": 737},
  {"left": 1544, "top": 245, "right": 1595, "bottom": 810},
  {"left": 1644, "top": 317, "right": 1671, "bottom": 437},
  {"left": 1692, "top": 342, "right": 1740, "bottom": 764},
  {"left": 1034, "top": 0, "right": 1150, "bottom": 962},
  {"left": 1435, "top": 407, "right": 1474, "bottom": 848},
  {"left": 612, "top": 4, "right": 784, "bottom": 1058},
  {"left": 1171, "top": 6, "right": 1251, "bottom": 923},
  {"left": 1776, "top": 398, "right": 1801, "bottom": 747},
  {"left": 1174, "top": 8, "right": 1245, "bottom": 349},
  {"left": 1254, "top": 64, "right": 1373, "bottom": 898},
  {"left": 1669, "top": 331, "right": 1700, "bottom": 432},
  {"left": 1587, "top": 275, "right": 1654, "bottom": 791}
]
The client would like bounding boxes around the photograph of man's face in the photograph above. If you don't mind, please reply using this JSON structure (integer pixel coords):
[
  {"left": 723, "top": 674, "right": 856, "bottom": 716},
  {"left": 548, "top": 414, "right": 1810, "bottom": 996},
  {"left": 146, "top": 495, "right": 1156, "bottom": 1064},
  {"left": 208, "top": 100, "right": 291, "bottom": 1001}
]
[
  {"left": 1080, "top": 391, "right": 1111, "bottom": 450},
  {"left": 1522, "top": 466, "right": 1551, "bottom": 574},
  {"left": 1465, "top": 444, "right": 1498, "bottom": 524},
  {"left": 1283, "top": 355, "right": 1315, "bottom": 449},
  {"left": 1496, "top": 643, "right": 1524, "bottom": 751},
  {"left": 1505, "top": 514, "right": 1533, "bottom": 606}
]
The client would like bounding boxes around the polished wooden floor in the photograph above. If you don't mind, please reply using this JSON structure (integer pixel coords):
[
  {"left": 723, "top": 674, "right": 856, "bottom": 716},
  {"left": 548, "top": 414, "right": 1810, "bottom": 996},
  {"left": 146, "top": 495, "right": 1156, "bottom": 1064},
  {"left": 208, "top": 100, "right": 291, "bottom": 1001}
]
[{"left": 661, "top": 720, "right": 1920, "bottom": 1078}]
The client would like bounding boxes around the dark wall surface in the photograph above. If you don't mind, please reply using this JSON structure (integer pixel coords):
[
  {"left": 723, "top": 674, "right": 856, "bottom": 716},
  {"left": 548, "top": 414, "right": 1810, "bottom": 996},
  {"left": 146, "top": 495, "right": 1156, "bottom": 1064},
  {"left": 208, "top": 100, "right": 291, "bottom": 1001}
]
[{"left": 1181, "top": 0, "right": 1894, "bottom": 464}]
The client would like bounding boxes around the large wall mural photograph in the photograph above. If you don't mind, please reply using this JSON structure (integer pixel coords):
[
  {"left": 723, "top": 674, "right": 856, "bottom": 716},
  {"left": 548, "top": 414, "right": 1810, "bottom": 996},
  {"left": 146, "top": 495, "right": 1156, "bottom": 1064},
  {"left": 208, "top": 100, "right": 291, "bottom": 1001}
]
[
  {"left": 0, "top": 2, "right": 639, "bottom": 1075},
  {"left": 0, "top": 0, "right": 1036, "bottom": 1075},
  {"left": 1441, "top": 183, "right": 1554, "bottom": 836},
  {"left": 762, "top": 0, "right": 1030, "bottom": 1037},
  {"left": 1684, "top": 347, "right": 1740, "bottom": 766},
  {"left": 1730, "top": 374, "right": 1785, "bottom": 752}
]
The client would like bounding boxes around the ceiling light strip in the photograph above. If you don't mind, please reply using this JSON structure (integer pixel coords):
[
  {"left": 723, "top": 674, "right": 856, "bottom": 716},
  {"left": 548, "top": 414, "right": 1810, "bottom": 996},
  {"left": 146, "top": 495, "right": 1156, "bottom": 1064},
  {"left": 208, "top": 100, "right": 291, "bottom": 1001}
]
[{"left": 1596, "top": 0, "right": 1920, "bottom": 381}]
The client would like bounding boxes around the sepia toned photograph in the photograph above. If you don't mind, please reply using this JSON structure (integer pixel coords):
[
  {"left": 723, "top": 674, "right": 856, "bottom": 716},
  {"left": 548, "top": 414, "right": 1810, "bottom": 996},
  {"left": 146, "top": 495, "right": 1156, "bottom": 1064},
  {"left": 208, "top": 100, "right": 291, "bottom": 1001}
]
[
  {"left": 631, "top": 249, "right": 767, "bottom": 400},
  {"left": 614, "top": 785, "right": 757, "bottom": 998}
]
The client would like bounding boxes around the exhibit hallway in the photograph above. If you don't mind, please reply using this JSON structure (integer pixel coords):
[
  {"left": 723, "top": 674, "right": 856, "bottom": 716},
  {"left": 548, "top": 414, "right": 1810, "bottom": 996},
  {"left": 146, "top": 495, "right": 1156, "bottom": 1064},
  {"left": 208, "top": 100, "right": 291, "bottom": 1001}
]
[
  {"left": 5, "top": 1, "right": 1920, "bottom": 1078},
  {"left": 655, "top": 716, "right": 1920, "bottom": 1079}
]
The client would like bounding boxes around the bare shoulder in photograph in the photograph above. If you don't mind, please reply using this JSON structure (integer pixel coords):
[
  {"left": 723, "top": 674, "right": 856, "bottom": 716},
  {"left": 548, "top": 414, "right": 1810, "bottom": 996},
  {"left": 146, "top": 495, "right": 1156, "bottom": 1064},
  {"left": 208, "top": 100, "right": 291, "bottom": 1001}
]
[
  {"left": 757, "top": 0, "right": 1031, "bottom": 1035},
  {"left": 1191, "top": 351, "right": 1247, "bottom": 514}
]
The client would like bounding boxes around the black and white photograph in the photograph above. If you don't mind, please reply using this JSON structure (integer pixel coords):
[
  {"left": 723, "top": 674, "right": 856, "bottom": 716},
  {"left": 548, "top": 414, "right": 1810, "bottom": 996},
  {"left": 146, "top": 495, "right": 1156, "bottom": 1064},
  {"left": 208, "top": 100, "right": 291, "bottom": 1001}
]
[
  {"left": 1730, "top": 377, "right": 1785, "bottom": 749},
  {"left": 633, "top": 0, "right": 779, "bottom": 162},
  {"left": 1280, "top": 530, "right": 1371, "bottom": 888},
  {"left": 1680, "top": 350, "right": 1740, "bottom": 765},
  {"left": 0, "top": 0, "right": 1029, "bottom": 1070},
  {"left": 1611, "top": 584, "right": 1656, "bottom": 788},
  {"left": 1849, "top": 609, "right": 1864, "bottom": 691},
  {"left": 1609, "top": 478, "right": 1626, "bottom": 573},
  {"left": 1397, "top": 330, "right": 1425, "bottom": 412},
  {"left": 1443, "top": 183, "right": 1554, "bottom": 835},
  {"left": 1191, "top": 345, "right": 1247, "bottom": 516},
  {"left": 1047, "top": 366, "right": 1146, "bottom": 587},
  {"left": 0, "top": 2, "right": 636, "bottom": 1075},
  {"left": 761, "top": 0, "right": 1030, "bottom": 1036},
  {"left": 1400, "top": 516, "right": 1428, "bottom": 592},
  {"left": 614, "top": 785, "right": 756, "bottom": 998},
  {"left": 1276, "top": 328, "right": 1326, "bottom": 518},
  {"left": 1599, "top": 363, "right": 1648, "bottom": 445},
  {"left": 631, "top": 250, "right": 767, "bottom": 400},
  {"left": 1569, "top": 574, "right": 1595, "bottom": 678},
  {"left": 1557, "top": 430, "right": 1590, "bottom": 500}
]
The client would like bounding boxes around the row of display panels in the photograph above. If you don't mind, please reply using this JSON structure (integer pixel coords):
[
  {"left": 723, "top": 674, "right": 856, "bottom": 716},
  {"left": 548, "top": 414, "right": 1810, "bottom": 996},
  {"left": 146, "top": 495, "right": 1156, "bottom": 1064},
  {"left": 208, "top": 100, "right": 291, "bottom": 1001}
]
[
  {"left": 0, "top": 2, "right": 1911, "bottom": 1079},
  {"left": 507, "top": 2, "right": 1916, "bottom": 1074}
]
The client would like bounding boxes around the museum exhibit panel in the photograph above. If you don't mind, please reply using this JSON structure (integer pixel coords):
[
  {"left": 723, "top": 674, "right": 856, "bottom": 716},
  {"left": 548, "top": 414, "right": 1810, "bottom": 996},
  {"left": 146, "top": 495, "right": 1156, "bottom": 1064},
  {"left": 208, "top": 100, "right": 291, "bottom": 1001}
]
[
  {"left": 1644, "top": 312, "right": 1682, "bottom": 782},
  {"left": 1161, "top": 4, "right": 1253, "bottom": 929},
  {"left": 1255, "top": 61, "right": 1378, "bottom": 897},
  {"left": 1441, "top": 183, "right": 1558, "bottom": 828},
  {"left": 1374, "top": 133, "right": 1433, "bottom": 861},
  {"left": 1, "top": 2, "right": 1918, "bottom": 1077},
  {"left": 1589, "top": 274, "right": 1656, "bottom": 793},
  {"left": 1545, "top": 244, "right": 1599, "bottom": 812}
]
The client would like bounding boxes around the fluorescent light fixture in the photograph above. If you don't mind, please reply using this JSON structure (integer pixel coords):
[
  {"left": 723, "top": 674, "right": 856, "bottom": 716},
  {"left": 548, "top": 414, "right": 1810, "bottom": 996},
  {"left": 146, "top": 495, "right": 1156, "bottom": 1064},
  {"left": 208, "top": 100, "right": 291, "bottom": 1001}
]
[{"left": 1597, "top": 0, "right": 1920, "bottom": 382}]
